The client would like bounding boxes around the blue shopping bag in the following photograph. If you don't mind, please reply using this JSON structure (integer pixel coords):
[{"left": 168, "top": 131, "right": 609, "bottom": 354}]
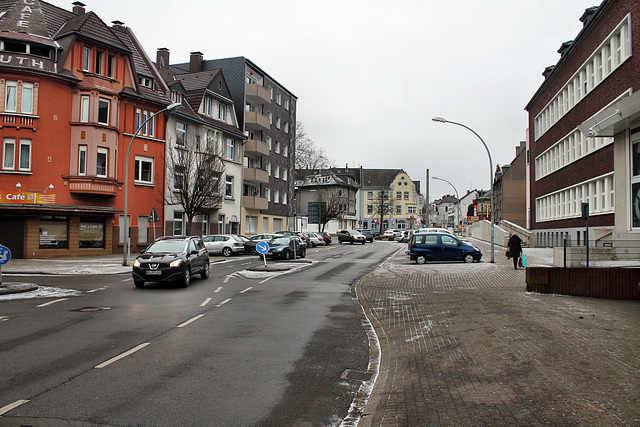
[{"left": 519, "top": 254, "right": 527, "bottom": 268}]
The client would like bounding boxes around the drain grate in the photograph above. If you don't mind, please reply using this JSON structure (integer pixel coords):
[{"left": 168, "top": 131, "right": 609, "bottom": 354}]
[
  {"left": 341, "top": 369, "right": 373, "bottom": 382},
  {"left": 72, "top": 307, "right": 111, "bottom": 312}
]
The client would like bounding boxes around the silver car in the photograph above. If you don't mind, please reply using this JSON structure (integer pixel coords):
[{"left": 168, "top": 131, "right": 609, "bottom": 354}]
[{"left": 202, "top": 234, "right": 245, "bottom": 257}]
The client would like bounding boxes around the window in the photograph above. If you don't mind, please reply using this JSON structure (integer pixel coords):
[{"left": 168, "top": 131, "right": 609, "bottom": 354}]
[
  {"left": 18, "top": 139, "right": 30, "bottom": 171},
  {"left": 79, "top": 219, "right": 105, "bottom": 248},
  {"left": 274, "top": 190, "right": 280, "bottom": 204},
  {"left": 226, "top": 139, "right": 234, "bottom": 160},
  {"left": 266, "top": 136, "right": 272, "bottom": 150},
  {"left": 173, "top": 211, "right": 183, "bottom": 235},
  {"left": 276, "top": 93, "right": 281, "bottom": 105},
  {"left": 266, "top": 162, "right": 271, "bottom": 175},
  {"left": 224, "top": 175, "right": 235, "bottom": 197},
  {"left": 138, "top": 76, "right": 154, "bottom": 88},
  {"left": 137, "top": 216, "right": 148, "bottom": 244},
  {"left": 21, "top": 82, "right": 33, "bottom": 114},
  {"left": 5, "top": 81, "right": 17, "bottom": 112},
  {"left": 282, "top": 168, "right": 288, "bottom": 181},
  {"left": 284, "top": 99, "right": 289, "bottom": 110},
  {"left": 176, "top": 122, "right": 186, "bottom": 146},
  {"left": 134, "top": 156, "right": 153, "bottom": 184},
  {"left": 107, "top": 55, "right": 115, "bottom": 78},
  {"left": 283, "top": 145, "right": 288, "bottom": 157},
  {"left": 136, "top": 109, "right": 155, "bottom": 137},
  {"left": 174, "top": 165, "right": 185, "bottom": 190},
  {"left": 3, "top": 138, "right": 15, "bottom": 169},
  {"left": 78, "top": 146, "right": 87, "bottom": 175},
  {"left": 98, "top": 98, "right": 109, "bottom": 125},
  {"left": 396, "top": 192, "right": 402, "bottom": 200},
  {"left": 396, "top": 205, "right": 402, "bottom": 215},
  {"left": 39, "top": 216, "right": 68, "bottom": 249},
  {"left": 367, "top": 191, "right": 373, "bottom": 200},
  {"left": 284, "top": 122, "right": 289, "bottom": 133},
  {"left": 96, "top": 147, "right": 108, "bottom": 177},
  {"left": 275, "top": 117, "right": 281, "bottom": 129},
  {"left": 274, "top": 165, "right": 279, "bottom": 178},
  {"left": 404, "top": 191, "right": 409, "bottom": 200},
  {"left": 83, "top": 47, "right": 91, "bottom": 71},
  {"left": 275, "top": 141, "right": 280, "bottom": 154},
  {"left": 95, "top": 51, "right": 103, "bottom": 75},
  {"left": 367, "top": 205, "right": 373, "bottom": 214},
  {"left": 80, "top": 96, "right": 89, "bottom": 122},
  {"left": 283, "top": 193, "right": 288, "bottom": 205},
  {"left": 408, "top": 206, "right": 417, "bottom": 214}
]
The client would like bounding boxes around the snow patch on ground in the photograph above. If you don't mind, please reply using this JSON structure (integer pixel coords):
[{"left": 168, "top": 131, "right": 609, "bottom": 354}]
[{"left": 0, "top": 286, "right": 82, "bottom": 300}]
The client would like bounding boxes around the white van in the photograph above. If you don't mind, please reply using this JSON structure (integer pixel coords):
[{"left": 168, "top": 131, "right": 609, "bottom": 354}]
[{"left": 416, "top": 227, "right": 454, "bottom": 236}]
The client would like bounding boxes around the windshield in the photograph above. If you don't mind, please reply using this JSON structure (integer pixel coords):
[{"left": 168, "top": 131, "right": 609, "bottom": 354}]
[
  {"left": 352, "top": 230, "right": 364, "bottom": 236},
  {"left": 146, "top": 240, "right": 187, "bottom": 253},
  {"left": 269, "top": 237, "right": 290, "bottom": 246}
]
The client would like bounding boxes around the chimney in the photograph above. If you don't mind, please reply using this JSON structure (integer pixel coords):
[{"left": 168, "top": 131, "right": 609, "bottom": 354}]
[
  {"left": 190, "top": 51, "right": 204, "bottom": 73},
  {"left": 111, "top": 20, "right": 125, "bottom": 30},
  {"left": 72, "top": 1, "right": 86, "bottom": 15},
  {"left": 157, "top": 48, "right": 170, "bottom": 69},
  {"left": 580, "top": 6, "right": 599, "bottom": 27}
]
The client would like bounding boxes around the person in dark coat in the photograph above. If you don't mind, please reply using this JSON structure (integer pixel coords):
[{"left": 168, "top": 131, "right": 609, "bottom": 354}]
[{"left": 507, "top": 234, "right": 523, "bottom": 269}]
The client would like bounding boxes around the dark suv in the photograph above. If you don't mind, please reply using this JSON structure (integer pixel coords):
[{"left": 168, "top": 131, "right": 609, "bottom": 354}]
[
  {"left": 337, "top": 229, "right": 366, "bottom": 244},
  {"left": 132, "top": 236, "right": 210, "bottom": 288}
]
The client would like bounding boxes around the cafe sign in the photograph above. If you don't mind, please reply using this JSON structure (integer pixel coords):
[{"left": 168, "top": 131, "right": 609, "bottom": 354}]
[{"left": 0, "top": 191, "right": 55, "bottom": 205}]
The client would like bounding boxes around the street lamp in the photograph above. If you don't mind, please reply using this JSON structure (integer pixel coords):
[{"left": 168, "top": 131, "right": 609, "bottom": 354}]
[
  {"left": 432, "top": 176, "right": 461, "bottom": 231},
  {"left": 122, "top": 102, "right": 181, "bottom": 266},
  {"left": 432, "top": 117, "right": 494, "bottom": 262}
]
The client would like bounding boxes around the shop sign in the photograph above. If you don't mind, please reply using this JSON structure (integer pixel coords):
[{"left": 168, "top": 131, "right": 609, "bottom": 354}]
[{"left": 0, "top": 191, "right": 55, "bottom": 205}]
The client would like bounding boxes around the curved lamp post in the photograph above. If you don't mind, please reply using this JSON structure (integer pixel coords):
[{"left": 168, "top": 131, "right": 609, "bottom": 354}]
[
  {"left": 432, "top": 117, "right": 494, "bottom": 263},
  {"left": 122, "top": 102, "right": 181, "bottom": 266},
  {"left": 432, "top": 176, "right": 461, "bottom": 231}
]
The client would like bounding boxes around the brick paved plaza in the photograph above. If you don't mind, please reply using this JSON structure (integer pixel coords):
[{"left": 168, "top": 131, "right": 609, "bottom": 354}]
[{"left": 357, "top": 240, "right": 640, "bottom": 426}]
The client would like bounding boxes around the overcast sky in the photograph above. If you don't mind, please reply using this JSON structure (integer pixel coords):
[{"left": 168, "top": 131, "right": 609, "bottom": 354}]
[{"left": 47, "top": 0, "right": 599, "bottom": 201}]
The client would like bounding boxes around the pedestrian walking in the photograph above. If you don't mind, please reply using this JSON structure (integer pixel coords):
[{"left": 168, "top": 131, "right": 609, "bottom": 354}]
[{"left": 507, "top": 233, "right": 523, "bottom": 270}]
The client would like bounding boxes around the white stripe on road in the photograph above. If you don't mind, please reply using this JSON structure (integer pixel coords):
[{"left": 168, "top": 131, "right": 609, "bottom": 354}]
[
  {"left": 216, "top": 298, "right": 232, "bottom": 307},
  {"left": 176, "top": 314, "right": 205, "bottom": 328},
  {"left": 200, "top": 298, "right": 212, "bottom": 307},
  {"left": 87, "top": 287, "right": 108, "bottom": 293},
  {"left": 94, "top": 343, "right": 150, "bottom": 369},
  {"left": 214, "top": 286, "right": 223, "bottom": 293},
  {"left": 223, "top": 275, "right": 231, "bottom": 283},
  {"left": 0, "top": 399, "right": 29, "bottom": 416},
  {"left": 121, "top": 278, "right": 132, "bottom": 282},
  {"left": 36, "top": 298, "right": 68, "bottom": 308},
  {"left": 239, "top": 287, "right": 253, "bottom": 294}
]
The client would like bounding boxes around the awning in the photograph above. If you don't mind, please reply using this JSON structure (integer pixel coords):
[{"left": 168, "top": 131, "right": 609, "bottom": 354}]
[{"left": 578, "top": 90, "right": 640, "bottom": 137}]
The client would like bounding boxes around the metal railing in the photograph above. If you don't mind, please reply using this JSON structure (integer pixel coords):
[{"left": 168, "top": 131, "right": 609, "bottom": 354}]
[{"left": 561, "top": 238, "right": 640, "bottom": 267}]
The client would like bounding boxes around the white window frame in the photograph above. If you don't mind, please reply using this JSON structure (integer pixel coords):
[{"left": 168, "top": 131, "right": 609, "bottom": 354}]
[
  {"left": 134, "top": 155, "right": 154, "bottom": 184},
  {"left": 5, "top": 80, "right": 17, "bottom": 112},
  {"left": 80, "top": 95, "right": 90, "bottom": 122},
  {"left": 78, "top": 145, "right": 87, "bottom": 176},
  {"left": 98, "top": 98, "right": 109, "bottom": 126},
  {"left": 176, "top": 122, "right": 186, "bottom": 146},
  {"left": 21, "top": 82, "right": 33, "bottom": 114},
  {"left": 226, "top": 139, "right": 234, "bottom": 160},
  {"left": 83, "top": 47, "right": 91, "bottom": 71},
  {"left": 225, "top": 175, "right": 234, "bottom": 197},
  {"left": 96, "top": 147, "right": 108, "bottom": 178},
  {"left": 18, "top": 139, "right": 31, "bottom": 171},
  {"left": 3, "top": 138, "right": 15, "bottom": 170}
]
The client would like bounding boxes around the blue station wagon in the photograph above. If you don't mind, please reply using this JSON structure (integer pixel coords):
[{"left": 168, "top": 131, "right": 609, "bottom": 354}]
[{"left": 407, "top": 233, "right": 482, "bottom": 264}]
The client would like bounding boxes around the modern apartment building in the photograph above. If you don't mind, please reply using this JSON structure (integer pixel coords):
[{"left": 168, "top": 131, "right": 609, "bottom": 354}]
[
  {"left": 166, "top": 54, "right": 297, "bottom": 235},
  {"left": 525, "top": 0, "right": 640, "bottom": 247},
  {"left": 0, "top": 1, "right": 172, "bottom": 258}
]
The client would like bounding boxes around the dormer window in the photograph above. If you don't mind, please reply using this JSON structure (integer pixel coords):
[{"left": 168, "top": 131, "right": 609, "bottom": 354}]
[{"left": 139, "top": 76, "right": 154, "bottom": 89}]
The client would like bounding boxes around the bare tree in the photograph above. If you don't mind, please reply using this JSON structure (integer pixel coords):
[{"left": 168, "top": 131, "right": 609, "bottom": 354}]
[
  {"left": 165, "top": 137, "right": 225, "bottom": 235},
  {"left": 313, "top": 187, "right": 354, "bottom": 232},
  {"left": 295, "top": 122, "right": 333, "bottom": 169},
  {"left": 371, "top": 189, "right": 394, "bottom": 235}
]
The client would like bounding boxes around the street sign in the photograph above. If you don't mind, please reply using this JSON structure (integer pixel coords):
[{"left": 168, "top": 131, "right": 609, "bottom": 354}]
[
  {"left": 0, "top": 245, "right": 11, "bottom": 265},
  {"left": 256, "top": 242, "right": 269, "bottom": 254},
  {"left": 149, "top": 207, "right": 160, "bottom": 223}
]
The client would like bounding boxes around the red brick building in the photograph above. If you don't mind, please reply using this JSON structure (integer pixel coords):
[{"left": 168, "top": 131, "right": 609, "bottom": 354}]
[
  {"left": 525, "top": 0, "right": 640, "bottom": 247},
  {"left": 0, "top": 1, "right": 171, "bottom": 258}
]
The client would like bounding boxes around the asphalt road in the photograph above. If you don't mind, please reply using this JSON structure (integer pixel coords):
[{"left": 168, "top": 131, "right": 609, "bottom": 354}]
[{"left": 0, "top": 241, "right": 402, "bottom": 426}]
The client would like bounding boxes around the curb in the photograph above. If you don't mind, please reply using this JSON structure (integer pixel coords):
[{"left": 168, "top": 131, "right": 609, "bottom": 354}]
[{"left": 0, "top": 282, "right": 39, "bottom": 295}]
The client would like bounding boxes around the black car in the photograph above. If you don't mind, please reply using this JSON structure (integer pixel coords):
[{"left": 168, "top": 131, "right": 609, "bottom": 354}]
[
  {"left": 132, "top": 236, "right": 210, "bottom": 288},
  {"left": 319, "top": 232, "right": 332, "bottom": 245},
  {"left": 337, "top": 229, "right": 366, "bottom": 244},
  {"left": 264, "top": 236, "right": 306, "bottom": 260}
]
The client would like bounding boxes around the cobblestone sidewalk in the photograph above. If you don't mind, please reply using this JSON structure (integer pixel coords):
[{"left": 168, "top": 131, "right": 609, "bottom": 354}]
[{"left": 357, "top": 240, "right": 640, "bottom": 426}]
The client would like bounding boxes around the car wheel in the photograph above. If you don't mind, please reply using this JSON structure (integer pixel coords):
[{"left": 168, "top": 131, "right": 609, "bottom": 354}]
[
  {"left": 416, "top": 254, "right": 427, "bottom": 265},
  {"left": 350, "top": 239, "right": 354, "bottom": 244},
  {"left": 222, "top": 247, "right": 232, "bottom": 257},
  {"left": 300, "top": 248, "right": 306, "bottom": 258},
  {"left": 181, "top": 268, "right": 191, "bottom": 287},
  {"left": 134, "top": 280, "right": 144, "bottom": 288},
  {"left": 250, "top": 247, "right": 258, "bottom": 255},
  {"left": 285, "top": 250, "right": 293, "bottom": 260},
  {"left": 463, "top": 253, "right": 475, "bottom": 263},
  {"left": 362, "top": 241, "right": 366, "bottom": 245},
  {"left": 201, "top": 262, "right": 210, "bottom": 279}
]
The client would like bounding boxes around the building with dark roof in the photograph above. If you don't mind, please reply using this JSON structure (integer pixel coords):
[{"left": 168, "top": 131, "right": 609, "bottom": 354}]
[
  {"left": 525, "top": 0, "right": 640, "bottom": 248},
  {"left": 164, "top": 51, "right": 297, "bottom": 234},
  {"left": 0, "top": 1, "right": 172, "bottom": 258}
]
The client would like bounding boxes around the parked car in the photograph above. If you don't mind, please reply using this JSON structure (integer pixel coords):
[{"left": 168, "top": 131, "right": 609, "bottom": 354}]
[
  {"left": 383, "top": 229, "right": 401, "bottom": 239},
  {"left": 132, "top": 236, "right": 210, "bottom": 288},
  {"left": 244, "top": 233, "right": 284, "bottom": 254},
  {"left": 358, "top": 229, "right": 374, "bottom": 242},
  {"left": 264, "top": 235, "right": 306, "bottom": 260},
  {"left": 305, "top": 232, "right": 326, "bottom": 247},
  {"left": 278, "top": 231, "right": 310, "bottom": 247},
  {"left": 338, "top": 229, "right": 366, "bottom": 244},
  {"left": 407, "top": 233, "right": 482, "bottom": 264},
  {"left": 319, "top": 232, "right": 332, "bottom": 245},
  {"left": 396, "top": 230, "right": 412, "bottom": 243},
  {"left": 416, "top": 227, "right": 454, "bottom": 236},
  {"left": 202, "top": 234, "right": 245, "bottom": 257}
]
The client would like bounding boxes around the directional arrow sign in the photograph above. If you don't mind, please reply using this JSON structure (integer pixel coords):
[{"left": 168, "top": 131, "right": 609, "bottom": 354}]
[
  {"left": 256, "top": 242, "right": 269, "bottom": 254},
  {"left": 0, "top": 245, "right": 11, "bottom": 265}
]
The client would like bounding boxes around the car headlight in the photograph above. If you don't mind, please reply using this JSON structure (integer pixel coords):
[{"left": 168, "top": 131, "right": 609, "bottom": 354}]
[
  {"left": 275, "top": 247, "right": 285, "bottom": 252},
  {"left": 133, "top": 259, "right": 141, "bottom": 267},
  {"left": 170, "top": 259, "right": 183, "bottom": 268}
]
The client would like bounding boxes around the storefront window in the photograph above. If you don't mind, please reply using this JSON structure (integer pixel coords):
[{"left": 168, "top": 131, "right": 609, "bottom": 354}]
[
  {"left": 79, "top": 219, "right": 105, "bottom": 248},
  {"left": 39, "top": 216, "right": 68, "bottom": 248},
  {"left": 632, "top": 136, "right": 640, "bottom": 229}
]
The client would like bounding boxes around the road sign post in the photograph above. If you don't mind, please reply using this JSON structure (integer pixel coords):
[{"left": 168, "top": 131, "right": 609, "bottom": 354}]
[
  {"left": 256, "top": 242, "right": 269, "bottom": 268},
  {"left": 0, "top": 244, "right": 12, "bottom": 286},
  {"left": 149, "top": 207, "right": 160, "bottom": 242}
]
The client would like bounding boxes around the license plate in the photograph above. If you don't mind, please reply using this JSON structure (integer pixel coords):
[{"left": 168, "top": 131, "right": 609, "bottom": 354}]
[{"left": 146, "top": 270, "right": 162, "bottom": 275}]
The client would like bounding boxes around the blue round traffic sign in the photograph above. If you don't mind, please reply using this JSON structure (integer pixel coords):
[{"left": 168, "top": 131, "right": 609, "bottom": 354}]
[
  {"left": 0, "top": 245, "right": 11, "bottom": 265},
  {"left": 256, "top": 242, "right": 270, "bottom": 254}
]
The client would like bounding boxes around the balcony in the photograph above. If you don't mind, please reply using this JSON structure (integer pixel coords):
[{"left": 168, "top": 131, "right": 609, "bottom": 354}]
[
  {"left": 243, "top": 195, "right": 268, "bottom": 210},
  {"left": 1, "top": 113, "right": 37, "bottom": 130},
  {"left": 246, "top": 83, "right": 271, "bottom": 105},
  {"left": 64, "top": 176, "right": 119, "bottom": 196},
  {"left": 243, "top": 167, "right": 269, "bottom": 184},
  {"left": 244, "top": 139, "right": 270, "bottom": 156},
  {"left": 245, "top": 111, "right": 270, "bottom": 132}
]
